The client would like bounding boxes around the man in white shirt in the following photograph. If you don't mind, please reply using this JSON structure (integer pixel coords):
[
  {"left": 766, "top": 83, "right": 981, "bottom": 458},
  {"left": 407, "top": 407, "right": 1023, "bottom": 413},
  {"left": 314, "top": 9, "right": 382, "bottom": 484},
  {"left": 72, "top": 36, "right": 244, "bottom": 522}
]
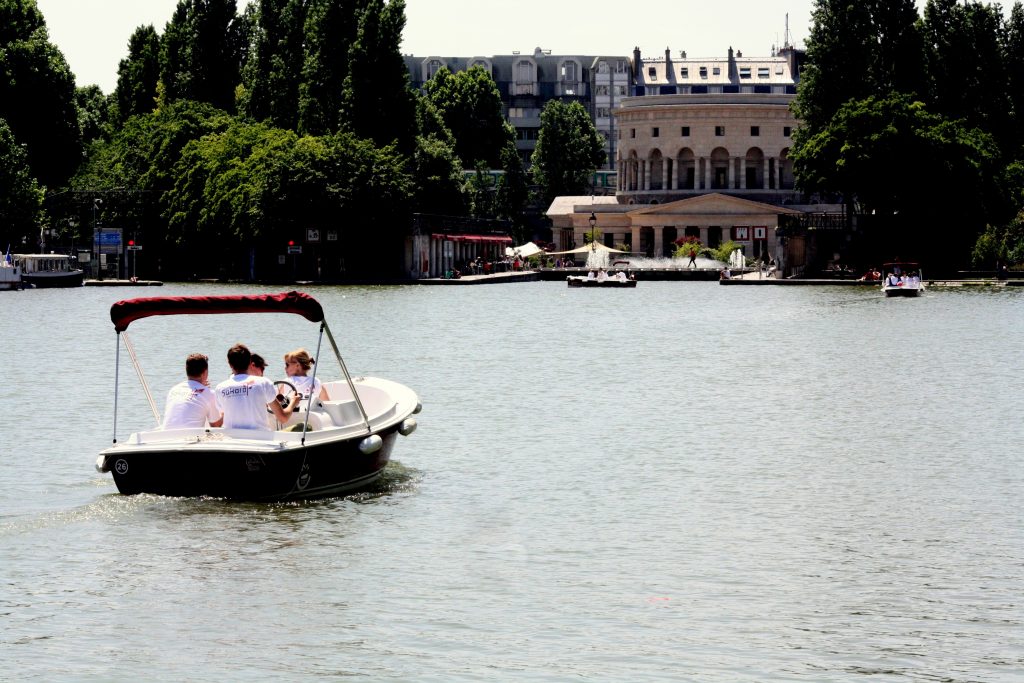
[
  {"left": 161, "top": 353, "right": 223, "bottom": 429},
  {"left": 215, "top": 343, "right": 298, "bottom": 430}
]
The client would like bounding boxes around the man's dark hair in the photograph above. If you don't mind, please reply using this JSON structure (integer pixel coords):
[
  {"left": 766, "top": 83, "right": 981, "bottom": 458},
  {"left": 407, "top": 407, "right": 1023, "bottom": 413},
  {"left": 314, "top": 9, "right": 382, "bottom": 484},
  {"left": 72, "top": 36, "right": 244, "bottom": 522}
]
[
  {"left": 251, "top": 353, "right": 266, "bottom": 370},
  {"left": 227, "top": 343, "right": 251, "bottom": 374},
  {"left": 185, "top": 353, "right": 208, "bottom": 378}
]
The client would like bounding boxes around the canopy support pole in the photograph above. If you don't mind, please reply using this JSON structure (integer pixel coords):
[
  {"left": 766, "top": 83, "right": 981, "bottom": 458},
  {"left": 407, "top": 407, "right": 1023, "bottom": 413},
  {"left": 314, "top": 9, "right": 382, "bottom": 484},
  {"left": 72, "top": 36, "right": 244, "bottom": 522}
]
[
  {"left": 322, "top": 321, "right": 372, "bottom": 434},
  {"left": 121, "top": 330, "right": 161, "bottom": 427},
  {"left": 113, "top": 333, "right": 121, "bottom": 444},
  {"left": 298, "top": 324, "right": 328, "bottom": 445}
]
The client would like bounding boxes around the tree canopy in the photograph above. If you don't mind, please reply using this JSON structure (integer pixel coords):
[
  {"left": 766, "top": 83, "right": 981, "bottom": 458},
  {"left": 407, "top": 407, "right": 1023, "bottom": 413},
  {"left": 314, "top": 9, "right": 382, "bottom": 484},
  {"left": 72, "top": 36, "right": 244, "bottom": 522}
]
[
  {"left": 530, "top": 100, "right": 606, "bottom": 206},
  {"left": 0, "top": 0, "right": 82, "bottom": 188}
]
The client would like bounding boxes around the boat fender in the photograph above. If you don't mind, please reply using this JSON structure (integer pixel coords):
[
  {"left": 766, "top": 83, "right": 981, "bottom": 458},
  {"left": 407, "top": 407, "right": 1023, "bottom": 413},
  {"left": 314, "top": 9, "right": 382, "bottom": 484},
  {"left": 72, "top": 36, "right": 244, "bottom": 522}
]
[
  {"left": 358, "top": 434, "right": 383, "bottom": 454},
  {"left": 413, "top": 402, "right": 423, "bottom": 415},
  {"left": 399, "top": 418, "right": 418, "bottom": 436},
  {"left": 95, "top": 455, "right": 110, "bottom": 473}
]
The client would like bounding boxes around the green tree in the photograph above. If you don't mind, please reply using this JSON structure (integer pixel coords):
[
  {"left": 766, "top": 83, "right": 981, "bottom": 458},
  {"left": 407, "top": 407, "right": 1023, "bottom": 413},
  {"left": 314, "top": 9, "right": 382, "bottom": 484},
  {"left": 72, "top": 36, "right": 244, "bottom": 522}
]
[
  {"left": 0, "top": 0, "right": 83, "bottom": 187},
  {"left": 297, "top": 0, "right": 365, "bottom": 136},
  {"left": 412, "top": 134, "right": 465, "bottom": 216},
  {"left": 1003, "top": 3, "right": 1024, "bottom": 155},
  {"left": 164, "top": 120, "right": 412, "bottom": 277},
  {"left": 0, "top": 118, "right": 43, "bottom": 248},
  {"left": 339, "top": 0, "right": 416, "bottom": 156},
  {"left": 792, "top": 93, "right": 1000, "bottom": 265},
  {"left": 495, "top": 142, "right": 529, "bottom": 227},
  {"left": 530, "top": 100, "right": 605, "bottom": 206},
  {"left": 793, "top": 0, "right": 877, "bottom": 136},
  {"left": 114, "top": 25, "right": 161, "bottom": 124},
  {"left": 425, "top": 65, "right": 514, "bottom": 169},
  {"left": 922, "top": 0, "right": 1010, "bottom": 146},
  {"left": 72, "top": 100, "right": 234, "bottom": 270},
  {"left": 75, "top": 85, "right": 111, "bottom": 144},
  {"left": 411, "top": 95, "right": 465, "bottom": 215},
  {"left": 160, "top": 0, "right": 242, "bottom": 111},
  {"left": 240, "top": 0, "right": 307, "bottom": 129},
  {"left": 870, "top": 0, "right": 927, "bottom": 96}
]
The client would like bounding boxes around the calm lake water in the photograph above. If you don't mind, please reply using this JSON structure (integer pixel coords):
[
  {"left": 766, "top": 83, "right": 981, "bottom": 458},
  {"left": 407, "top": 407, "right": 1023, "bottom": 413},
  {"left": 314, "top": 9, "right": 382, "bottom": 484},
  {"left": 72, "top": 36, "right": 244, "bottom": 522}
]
[{"left": 1, "top": 281, "right": 1022, "bottom": 681}]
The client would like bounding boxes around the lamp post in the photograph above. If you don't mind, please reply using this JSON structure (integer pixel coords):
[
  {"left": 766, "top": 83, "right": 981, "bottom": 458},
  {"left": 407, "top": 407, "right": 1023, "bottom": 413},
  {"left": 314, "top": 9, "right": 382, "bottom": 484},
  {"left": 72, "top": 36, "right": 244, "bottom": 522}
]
[
  {"left": 588, "top": 212, "right": 597, "bottom": 252},
  {"left": 93, "top": 198, "right": 103, "bottom": 280}
]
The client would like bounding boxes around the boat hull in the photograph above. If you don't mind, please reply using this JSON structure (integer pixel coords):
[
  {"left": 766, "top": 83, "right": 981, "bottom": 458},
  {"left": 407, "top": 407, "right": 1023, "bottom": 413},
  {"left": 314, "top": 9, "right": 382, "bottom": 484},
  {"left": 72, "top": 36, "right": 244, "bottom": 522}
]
[
  {"left": 567, "top": 277, "right": 637, "bottom": 288},
  {"left": 22, "top": 271, "right": 84, "bottom": 288},
  {"left": 882, "top": 286, "right": 923, "bottom": 297},
  {"left": 99, "top": 428, "right": 399, "bottom": 501}
]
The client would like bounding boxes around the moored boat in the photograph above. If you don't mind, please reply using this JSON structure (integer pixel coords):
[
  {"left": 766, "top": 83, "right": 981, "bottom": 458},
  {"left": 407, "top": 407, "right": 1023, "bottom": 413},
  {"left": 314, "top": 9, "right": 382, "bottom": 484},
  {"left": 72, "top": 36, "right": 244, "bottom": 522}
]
[
  {"left": 95, "top": 291, "right": 421, "bottom": 501},
  {"left": 15, "top": 253, "right": 84, "bottom": 288},
  {"left": 0, "top": 257, "right": 21, "bottom": 291}
]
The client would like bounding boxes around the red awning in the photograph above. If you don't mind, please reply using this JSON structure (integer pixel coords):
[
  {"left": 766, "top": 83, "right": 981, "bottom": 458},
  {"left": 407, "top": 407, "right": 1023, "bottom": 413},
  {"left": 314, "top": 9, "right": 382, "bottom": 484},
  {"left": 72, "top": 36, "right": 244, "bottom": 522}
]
[
  {"left": 430, "top": 233, "right": 512, "bottom": 244},
  {"left": 110, "top": 291, "right": 324, "bottom": 332}
]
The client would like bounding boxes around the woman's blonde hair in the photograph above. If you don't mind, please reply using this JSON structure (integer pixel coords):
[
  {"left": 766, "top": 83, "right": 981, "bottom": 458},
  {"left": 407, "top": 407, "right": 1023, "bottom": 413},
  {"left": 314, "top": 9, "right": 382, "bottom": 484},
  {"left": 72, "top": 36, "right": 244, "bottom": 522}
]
[{"left": 283, "top": 348, "right": 315, "bottom": 372}]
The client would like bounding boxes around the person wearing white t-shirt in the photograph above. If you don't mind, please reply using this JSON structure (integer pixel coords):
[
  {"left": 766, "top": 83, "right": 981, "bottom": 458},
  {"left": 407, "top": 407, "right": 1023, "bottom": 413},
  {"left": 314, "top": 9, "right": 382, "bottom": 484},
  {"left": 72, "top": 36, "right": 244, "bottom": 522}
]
[
  {"left": 215, "top": 343, "right": 298, "bottom": 430},
  {"left": 283, "top": 347, "right": 330, "bottom": 402},
  {"left": 161, "top": 353, "right": 223, "bottom": 429}
]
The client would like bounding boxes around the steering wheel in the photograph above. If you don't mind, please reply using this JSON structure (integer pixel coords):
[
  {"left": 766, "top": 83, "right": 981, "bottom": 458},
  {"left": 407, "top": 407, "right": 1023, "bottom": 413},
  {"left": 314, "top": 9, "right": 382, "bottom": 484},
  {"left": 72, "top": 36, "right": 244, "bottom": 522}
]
[{"left": 267, "top": 380, "right": 298, "bottom": 414}]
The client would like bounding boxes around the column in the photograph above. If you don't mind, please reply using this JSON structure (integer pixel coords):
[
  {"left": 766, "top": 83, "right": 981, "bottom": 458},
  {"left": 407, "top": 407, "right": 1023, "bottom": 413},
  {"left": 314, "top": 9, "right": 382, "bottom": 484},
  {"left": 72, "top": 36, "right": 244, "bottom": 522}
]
[
  {"left": 653, "top": 228, "right": 663, "bottom": 258},
  {"left": 728, "top": 157, "right": 736, "bottom": 190},
  {"left": 643, "top": 159, "right": 651, "bottom": 191},
  {"left": 662, "top": 158, "right": 670, "bottom": 191},
  {"left": 631, "top": 226, "right": 641, "bottom": 254},
  {"left": 704, "top": 158, "right": 712, "bottom": 190},
  {"left": 763, "top": 158, "right": 770, "bottom": 190},
  {"left": 740, "top": 158, "right": 747, "bottom": 189}
]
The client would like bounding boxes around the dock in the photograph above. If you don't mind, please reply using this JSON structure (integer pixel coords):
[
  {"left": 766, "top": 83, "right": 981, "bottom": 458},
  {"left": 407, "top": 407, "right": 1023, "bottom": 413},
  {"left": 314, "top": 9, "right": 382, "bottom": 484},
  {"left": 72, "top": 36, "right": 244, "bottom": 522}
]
[{"left": 84, "top": 279, "right": 164, "bottom": 287}]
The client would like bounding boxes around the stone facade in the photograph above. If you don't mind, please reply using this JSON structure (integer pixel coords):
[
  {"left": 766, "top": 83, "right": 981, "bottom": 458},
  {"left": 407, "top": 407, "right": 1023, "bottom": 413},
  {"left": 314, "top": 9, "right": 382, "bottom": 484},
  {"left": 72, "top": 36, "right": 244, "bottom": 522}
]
[{"left": 616, "top": 46, "right": 801, "bottom": 204}]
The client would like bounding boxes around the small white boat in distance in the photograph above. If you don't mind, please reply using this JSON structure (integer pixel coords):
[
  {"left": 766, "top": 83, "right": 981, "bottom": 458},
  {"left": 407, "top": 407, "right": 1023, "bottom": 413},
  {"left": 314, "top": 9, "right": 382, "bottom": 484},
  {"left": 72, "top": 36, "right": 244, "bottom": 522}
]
[{"left": 881, "top": 262, "right": 924, "bottom": 297}]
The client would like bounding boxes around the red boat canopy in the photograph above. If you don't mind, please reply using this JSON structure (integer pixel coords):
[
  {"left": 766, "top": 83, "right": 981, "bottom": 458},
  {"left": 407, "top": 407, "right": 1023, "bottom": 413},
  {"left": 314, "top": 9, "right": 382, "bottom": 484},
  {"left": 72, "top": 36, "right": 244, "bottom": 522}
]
[{"left": 110, "top": 291, "right": 324, "bottom": 332}]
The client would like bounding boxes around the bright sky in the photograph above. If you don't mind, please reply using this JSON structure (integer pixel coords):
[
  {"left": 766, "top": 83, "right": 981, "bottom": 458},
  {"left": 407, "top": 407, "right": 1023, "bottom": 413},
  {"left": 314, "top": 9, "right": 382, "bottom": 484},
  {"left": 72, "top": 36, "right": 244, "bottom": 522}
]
[{"left": 32, "top": 0, "right": 897, "bottom": 94}]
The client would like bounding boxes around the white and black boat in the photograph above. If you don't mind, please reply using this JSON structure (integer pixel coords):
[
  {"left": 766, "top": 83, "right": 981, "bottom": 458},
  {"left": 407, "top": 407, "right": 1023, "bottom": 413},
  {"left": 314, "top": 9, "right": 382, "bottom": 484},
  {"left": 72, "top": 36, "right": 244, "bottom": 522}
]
[
  {"left": 15, "top": 253, "right": 84, "bottom": 287},
  {"left": 881, "top": 262, "right": 925, "bottom": 297},
  {"left": 567, "top": 274, "right": 637, "bottom": 288},
  {"left": 95, "top": 291, "right": 421, "bottom": 501}
]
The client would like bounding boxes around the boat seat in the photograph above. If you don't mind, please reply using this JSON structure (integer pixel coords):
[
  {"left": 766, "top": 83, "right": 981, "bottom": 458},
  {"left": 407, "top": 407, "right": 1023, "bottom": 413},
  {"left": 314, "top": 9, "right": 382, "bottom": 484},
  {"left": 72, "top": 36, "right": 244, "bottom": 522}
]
[
  {"left": 279, "top": 405, "right": 327, "bottom": 431},
  {"left": 321, "top": 399, "right": 361, "bottom": 427}
]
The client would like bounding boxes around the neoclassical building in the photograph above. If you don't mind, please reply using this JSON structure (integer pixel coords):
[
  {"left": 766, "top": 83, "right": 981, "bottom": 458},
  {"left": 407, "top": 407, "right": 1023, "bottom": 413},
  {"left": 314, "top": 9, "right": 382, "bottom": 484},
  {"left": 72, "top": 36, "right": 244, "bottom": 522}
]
[{"left": 615, "top": 46, "right": 801, "bottom": 205}]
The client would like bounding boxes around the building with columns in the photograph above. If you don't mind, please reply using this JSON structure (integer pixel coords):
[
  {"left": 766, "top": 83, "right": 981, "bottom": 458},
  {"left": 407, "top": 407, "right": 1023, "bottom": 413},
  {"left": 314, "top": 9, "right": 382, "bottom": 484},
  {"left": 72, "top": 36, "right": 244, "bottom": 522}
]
[
  {"left": 546, "top": 44, "right": 827, "bottom": 272},
  {"left": 616, "top": 46, "right": 800, "bottom": 204}
]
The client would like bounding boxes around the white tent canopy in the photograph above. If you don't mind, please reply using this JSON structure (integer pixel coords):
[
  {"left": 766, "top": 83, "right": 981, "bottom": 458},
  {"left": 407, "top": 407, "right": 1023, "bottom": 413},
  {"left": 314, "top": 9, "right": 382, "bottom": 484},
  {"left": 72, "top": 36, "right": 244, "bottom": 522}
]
[
  {"left": 504, "top": 241, "right": 544, "bottom": 258},
  {"left": 544, "top": 242, "right": 627, "bottom": 256}
]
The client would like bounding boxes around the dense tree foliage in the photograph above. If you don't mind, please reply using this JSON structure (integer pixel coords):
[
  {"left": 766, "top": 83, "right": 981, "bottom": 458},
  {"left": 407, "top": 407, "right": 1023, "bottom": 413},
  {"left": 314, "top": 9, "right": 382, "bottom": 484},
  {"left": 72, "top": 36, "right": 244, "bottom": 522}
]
[
  {"left": 340, "top": 0, "right": 416, "bottom": 156},
  {"left": 75, "top": 85, "right": 111, "bottom": 144},
  {"left": 530, "top": 100, "right": 605, "bottom": 206},
  {"left": 4, "top": 0, "right": 546, "bottom": 279},
  {"left": 793, "top": 0, "right": 877, "bottom": 136},
  {"left": 160, "top": 0, "right": 243, "bottom": 111},
  {"left": 424, "top": 66, "right": 514, "bottom": 169},
  {"left": 239, "top": 0, "right": 306, "bottom": 129},
  {"left": 0, "top": 0, "right": 82, "bottom": 188},
  {"left": 114, "top": 25, "right": 161, "bottom": 124},
  {"left": 0, "top": 118, "right": 43, "bottom": 247},
  {"left": 298, "top": 0, "right": 364, "bottom": 136},
  {"left": 795, "top": 0, "right": 1024, "bottom": 268}
]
